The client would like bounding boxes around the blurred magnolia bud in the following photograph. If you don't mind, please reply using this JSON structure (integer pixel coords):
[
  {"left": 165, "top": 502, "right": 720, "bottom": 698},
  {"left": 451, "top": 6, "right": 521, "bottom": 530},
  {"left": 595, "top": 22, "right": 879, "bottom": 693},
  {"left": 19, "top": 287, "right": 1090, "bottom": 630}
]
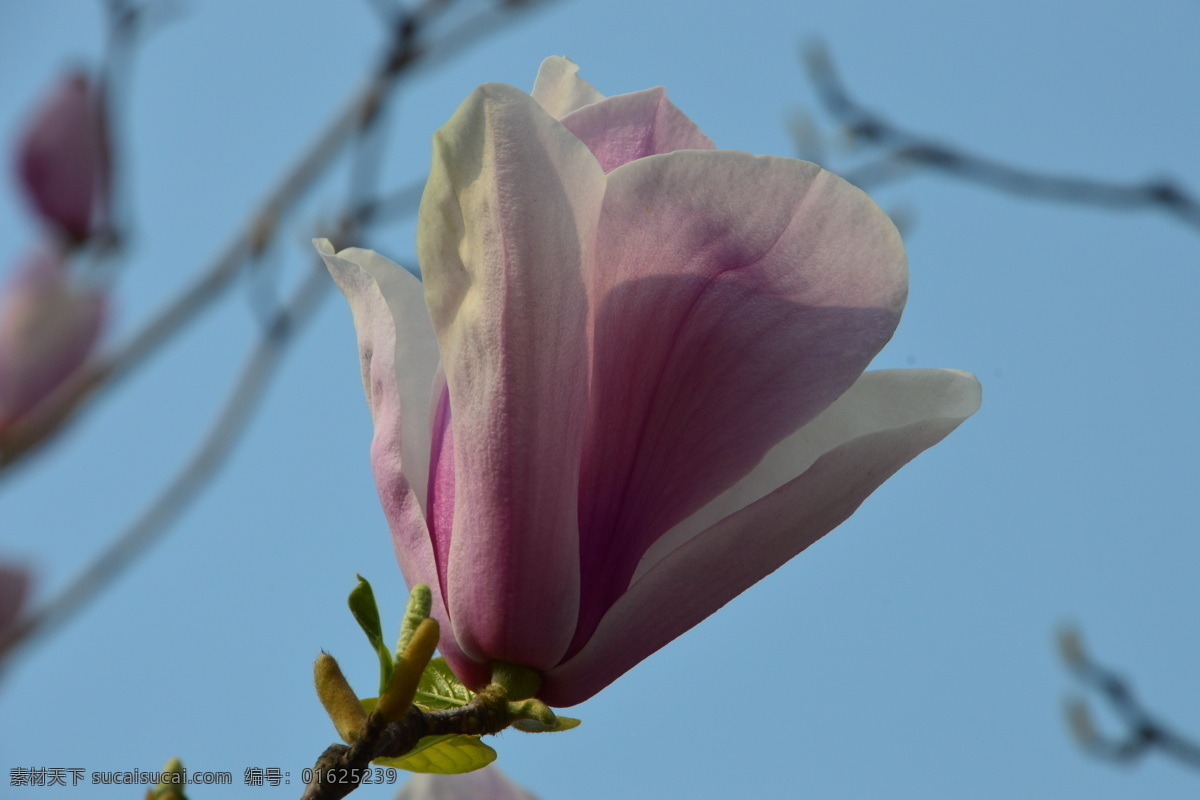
[
  {"left": 0, "top": 250, "right": 105, "bottom": 431},
  {"left": 0, "top": 562, "right": 30, "bottom": 636},
  {"left": 14, "top": 70, "right": 111, "bottom": 245},
  {"left": 396, "top": 766, "right": 540, "bottom": 800}
]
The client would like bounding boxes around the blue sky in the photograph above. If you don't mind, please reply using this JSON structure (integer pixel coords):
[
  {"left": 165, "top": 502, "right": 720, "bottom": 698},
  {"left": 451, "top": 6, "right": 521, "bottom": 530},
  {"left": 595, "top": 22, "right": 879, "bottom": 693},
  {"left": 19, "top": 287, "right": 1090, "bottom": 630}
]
[{"left": 2, "top": 0, "right": 1198, "bottom": 798}]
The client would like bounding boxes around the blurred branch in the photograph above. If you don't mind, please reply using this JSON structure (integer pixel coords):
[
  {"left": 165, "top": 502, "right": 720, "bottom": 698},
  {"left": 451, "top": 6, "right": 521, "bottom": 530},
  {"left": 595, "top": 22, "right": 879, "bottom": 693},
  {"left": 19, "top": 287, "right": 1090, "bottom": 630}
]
[
  {"left": 0, "top": 25, "right": 402, "bottom": 471},
  {"left": 351, "top": 179, "right": 425, "bottom": 229},
  {"left": 97, "top": 0, "right": 192, "bottom": 264},
  {"left": 0, "top": 0, "right": 557, "bottom": 663},
  {"left": 803, "top": 41, "right": 1200, "bottom": 232},
  {"left": 1057, "top": 627, "right": 1200, "bottom": 769},
  {"left": 362, "top": 0, "right": 404, "bottom": 28},
  {"left": 0, "top": 0, "right": 554, "bottom": 475},
  {"left": 104, "top": 0, "right": 189, "bottom": 37},
  {"left": 0, "top": 244, "right": 334, "bottom": 666}
]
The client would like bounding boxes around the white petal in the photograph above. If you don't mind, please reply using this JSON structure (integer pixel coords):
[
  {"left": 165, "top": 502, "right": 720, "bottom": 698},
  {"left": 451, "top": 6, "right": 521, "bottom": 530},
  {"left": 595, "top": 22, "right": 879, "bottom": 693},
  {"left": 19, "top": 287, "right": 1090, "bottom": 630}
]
[
  {"left": 316, "top": 239, "right": 439, "bottom": 512},
  {"left": 531, "top": 56, "right": 605, "bottom": 119},
  {"left": 635, "top": 369, "right": 979, "bottom": 581}
]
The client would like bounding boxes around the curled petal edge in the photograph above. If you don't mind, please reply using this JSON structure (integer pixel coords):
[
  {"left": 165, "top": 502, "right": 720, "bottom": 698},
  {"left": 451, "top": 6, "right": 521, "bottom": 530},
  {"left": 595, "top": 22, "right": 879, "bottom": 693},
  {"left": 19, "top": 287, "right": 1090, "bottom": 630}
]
[
  {"left": 541, "top": 368, "right": 982, "bottom": 707},
  {"left": 531, "top": 55, "right": 606, "bottom": 119},
  {"left": 418, "top": 83, "right": 600, "bottom": 669},
  {"left": 316, "top": 240, "right": 439, "bottom": 511}
]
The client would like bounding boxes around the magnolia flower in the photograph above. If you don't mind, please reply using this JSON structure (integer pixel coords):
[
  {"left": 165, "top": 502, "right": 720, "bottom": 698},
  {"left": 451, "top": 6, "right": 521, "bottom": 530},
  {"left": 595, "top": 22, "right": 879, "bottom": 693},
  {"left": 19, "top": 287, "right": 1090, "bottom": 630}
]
[
  {"left": 0, "top": 250, "right": 105, "bottom": 430},
  {"left": 320, "top": 57, "right": 980, "bottom": 707},
  {"left": 395, "top": 766, "right": 539, "bottom": 800},
  {"left": 14, "top": 71, "right": 111, "bottom": 244}
]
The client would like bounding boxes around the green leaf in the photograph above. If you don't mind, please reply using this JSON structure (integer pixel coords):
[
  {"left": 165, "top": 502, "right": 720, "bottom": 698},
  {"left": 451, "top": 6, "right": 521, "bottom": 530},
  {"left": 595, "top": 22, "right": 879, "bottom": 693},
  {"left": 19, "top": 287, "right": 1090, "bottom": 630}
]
[
  {"left": 348, "top": 575, "right": 393, "bottom": 693},
  {"left": 376, "top": 735, "right": 497, "bottom": 774},
  {"left": 413, "top": 658, "right": 474, "bottom": 710},
  {"left": 511, "top": 715, "right": 582, "bottom": 733}
]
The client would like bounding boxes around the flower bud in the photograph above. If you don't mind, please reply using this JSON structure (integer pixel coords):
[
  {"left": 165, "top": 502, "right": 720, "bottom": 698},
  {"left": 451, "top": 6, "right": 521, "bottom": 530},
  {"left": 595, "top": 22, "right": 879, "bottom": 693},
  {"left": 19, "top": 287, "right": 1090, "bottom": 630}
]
[
  {"left": 314, "top": 652, "right": 367, "bottom": 744},
  {"left": 0, "top": 250, "right": 105, "bottom": 431},
  {"left": 321, "top": 56, "right": 980, "bottom": 708},
  {"left": 14, "top": 71, "right": 111, "bottom": 244}
]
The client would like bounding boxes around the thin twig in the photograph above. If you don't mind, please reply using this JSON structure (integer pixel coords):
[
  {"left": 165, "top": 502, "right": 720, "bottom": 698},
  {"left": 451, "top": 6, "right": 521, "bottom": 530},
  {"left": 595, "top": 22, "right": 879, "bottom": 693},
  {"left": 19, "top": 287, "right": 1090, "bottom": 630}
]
[
  {"left": 1057, "top": 627, "right": 1200, "bottom": 770},
  {"left": 94, "top": 0, "right": 191, "bottom": 264},
  {"left": 362, "top": 0, "right": 403, "bottom": 28},
  {"left": 804, "top": 41, "right": 1200, "bottom": 232}
]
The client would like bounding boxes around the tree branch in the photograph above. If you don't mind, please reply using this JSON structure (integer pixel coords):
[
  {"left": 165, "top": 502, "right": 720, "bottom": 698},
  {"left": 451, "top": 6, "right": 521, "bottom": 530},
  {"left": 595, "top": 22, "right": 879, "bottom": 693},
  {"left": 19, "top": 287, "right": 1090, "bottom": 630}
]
[
  {"left": 0, "top": 0, "right": 558, "bottom": 671},
  {"left": 1058, "top": 627, "right": 1200, "bottom": 770},
  {"left": 301, "top": 689, "right": 514, "bottom": 800},
  {"left": 0, "top": 0, "right": 556, "bottom": 474},
  {"left": 803, "top": 41, "right": 1200, "bottom": 232}
]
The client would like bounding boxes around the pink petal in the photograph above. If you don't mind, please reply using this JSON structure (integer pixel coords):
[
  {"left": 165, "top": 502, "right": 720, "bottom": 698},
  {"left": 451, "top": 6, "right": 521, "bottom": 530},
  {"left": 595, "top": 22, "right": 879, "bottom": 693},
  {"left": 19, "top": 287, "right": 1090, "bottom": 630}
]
[
  {"left": 417, "top": 84, "right": 607, "bottom": 669},
  {"left": 543, "top": 369, "right": 982, "bottom": 706},
  {"left": 0, "top": 250, "right": 105, "bottom": 427},
  {"left": 14, "top": 71, "right": 110, "bottom": 243},
  {"left": 531, "top": 56, "right": 605, "bottom": 120},
  {"left": 559, "top": 87, "right": 715, "bottom": 173},
  {"left": 317, "top": 241, "right": 484, "bottom": 687},
  {"left": 571, "top": 151, "right": 907, "bottom": 655}
]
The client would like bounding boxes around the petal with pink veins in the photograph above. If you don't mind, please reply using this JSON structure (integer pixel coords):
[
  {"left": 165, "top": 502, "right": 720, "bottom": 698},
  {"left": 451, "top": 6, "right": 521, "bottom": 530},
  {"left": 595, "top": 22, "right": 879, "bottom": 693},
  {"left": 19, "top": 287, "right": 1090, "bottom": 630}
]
[
  {"left": 417, "top": 84, "right": 606, "bottom": 669},
  {"left": 543, "top": 368, "right": 982, "bottom": 706},
  {"left": 572, "top": 151, "right": 907, "bottom": 655}
]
